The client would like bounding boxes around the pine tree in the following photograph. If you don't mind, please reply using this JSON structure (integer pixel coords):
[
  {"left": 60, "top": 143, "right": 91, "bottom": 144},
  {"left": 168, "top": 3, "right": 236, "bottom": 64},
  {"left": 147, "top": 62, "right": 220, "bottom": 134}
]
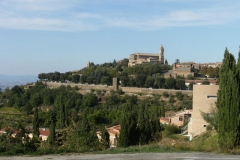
[
  {"left": 32, "top": 107, "right": 39, "bottom": 140},
  {"left": 217, "top": 48, "right": 240, "bottom": 149}
]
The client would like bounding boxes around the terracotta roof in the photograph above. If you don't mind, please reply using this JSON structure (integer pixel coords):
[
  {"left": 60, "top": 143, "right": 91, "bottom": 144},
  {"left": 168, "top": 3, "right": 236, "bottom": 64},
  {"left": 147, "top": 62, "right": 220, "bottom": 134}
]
[
  {"left": 185, "top": 80, "right": 218, "bottom": 83},
  {"left": 72, "top": 70, "right": 79, "bottom": 73},
  {"left": 39, "top": 129, "right": 50, "bottom": 136},
  {"left": 96, "top": 125, "right": 121, "bottom": 136},
  {"left": 0, "top": 127, "right": 21, "bottom": 134},
  {"left": 134, "top": 53, "right": 159, "bottom": 57},
  {"left": 160, "top": 117, "right": 170, "bottom": 123}
]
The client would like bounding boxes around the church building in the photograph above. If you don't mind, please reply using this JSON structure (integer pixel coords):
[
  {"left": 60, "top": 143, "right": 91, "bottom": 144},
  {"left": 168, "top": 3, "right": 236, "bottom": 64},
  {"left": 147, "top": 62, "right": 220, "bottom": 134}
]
[{"left": 128, "top": 46, "right": 165, "bottom": 66}]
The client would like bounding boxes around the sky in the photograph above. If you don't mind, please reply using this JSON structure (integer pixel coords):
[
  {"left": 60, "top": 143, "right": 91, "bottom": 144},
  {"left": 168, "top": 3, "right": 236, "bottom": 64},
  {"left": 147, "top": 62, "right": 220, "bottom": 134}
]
[{"left": 0, "top": 0, "right": 240, "bottom": 76}]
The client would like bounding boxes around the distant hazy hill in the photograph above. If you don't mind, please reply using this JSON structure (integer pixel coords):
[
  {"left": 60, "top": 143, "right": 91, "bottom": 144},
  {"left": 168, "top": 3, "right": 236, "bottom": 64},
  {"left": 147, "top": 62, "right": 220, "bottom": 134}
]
[{"left": 0, "top": 74, "right": 38, "bottom": 90}]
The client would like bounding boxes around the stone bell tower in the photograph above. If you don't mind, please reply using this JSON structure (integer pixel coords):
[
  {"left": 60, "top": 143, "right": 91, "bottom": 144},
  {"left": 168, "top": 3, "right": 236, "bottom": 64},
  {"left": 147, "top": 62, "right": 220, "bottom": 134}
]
[{"left": 159, "top": 45, "right": 164, "bottom": 64}]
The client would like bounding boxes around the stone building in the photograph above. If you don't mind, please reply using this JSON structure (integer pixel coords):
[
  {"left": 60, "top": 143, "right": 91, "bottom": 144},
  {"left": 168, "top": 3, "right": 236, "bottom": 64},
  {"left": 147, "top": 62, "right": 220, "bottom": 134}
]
[
  {"left": 164, "top": 61, "right": 222, "bottom": 78},
  {"left": 97, "top": 125, "right": 120, "bottom": 147},
  {"left": 128, "top": 46, "right": 164, "bottom": 66},
  {"left": 187, "top": 85, "right": 219, "bottom": 139},
  {"left": 164, "top": 62, "right": 196, "bottom": 78}
]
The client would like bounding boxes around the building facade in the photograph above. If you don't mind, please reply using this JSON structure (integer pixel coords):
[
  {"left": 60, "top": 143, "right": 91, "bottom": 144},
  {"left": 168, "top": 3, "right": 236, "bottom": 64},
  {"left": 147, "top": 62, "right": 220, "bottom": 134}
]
[
  {"left": 128, "top": 46, "right": 165, "bottom": 66},
  {"left": 187, "top": 85, "right": 219, "bottom": 138}
]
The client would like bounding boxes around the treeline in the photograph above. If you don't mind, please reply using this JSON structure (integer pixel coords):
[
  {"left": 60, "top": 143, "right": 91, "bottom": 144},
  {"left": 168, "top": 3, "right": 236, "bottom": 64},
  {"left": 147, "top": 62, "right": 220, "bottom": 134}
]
[
  {"left": 38, "top": 59, "right": 130, "bottom": 84},
  {"left": 199, "top": 66, "right": 220, "bottom": 78},
  {"left": 38, "top": 60, "right": 190, "bottom": 90}
]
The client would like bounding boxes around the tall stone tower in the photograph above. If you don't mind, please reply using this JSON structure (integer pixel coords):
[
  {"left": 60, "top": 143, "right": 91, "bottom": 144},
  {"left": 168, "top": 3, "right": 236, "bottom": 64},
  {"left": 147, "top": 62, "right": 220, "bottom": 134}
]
[
  {"left": 159, "top": 45, "right": 164, "bottom": 64},
  {"left": 86, "top": 61, "right": 90, "bottom": 68},
  {"left": 112, "top": 78, "right": 119, "bottom": 91}
]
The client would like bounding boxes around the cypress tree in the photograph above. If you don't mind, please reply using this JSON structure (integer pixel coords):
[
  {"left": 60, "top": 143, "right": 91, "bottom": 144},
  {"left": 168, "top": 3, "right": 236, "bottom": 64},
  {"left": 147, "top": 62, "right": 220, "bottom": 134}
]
[
  {"left": 150, "top": 106, "right": 162, "bottom": 142},
  {"left": 217, "top": 48, "right": 240, "bottom": 149},
  {"left": 32, "top": 107, "right": 40, "bottom": 140},
  {"left": 236, "top": 50, "right": 240, "bottom": 142},
  {"left": 160, "top": 102, "right": 165, "bottom": 117},
  {"left": 118, "top": 103, "right": 137, "bottom": 147},
  {"left": 99, "top": 125, "right": 110, "bottom": 149},
  {"left": 55, "top": 94, "right": 67, "bottom": 128},
  {"left": 48, "top": 110, "right": 55, "bottom": 145},
  {"left": 138, "top": 103, "right": 151, "bottom": 145},
  {"left": 152, "top": 105, "right": 161, "bottom": 133}
]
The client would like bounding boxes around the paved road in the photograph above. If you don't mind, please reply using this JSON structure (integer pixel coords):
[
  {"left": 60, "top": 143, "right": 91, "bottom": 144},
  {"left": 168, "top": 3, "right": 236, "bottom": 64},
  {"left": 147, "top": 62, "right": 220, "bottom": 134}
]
[{"left": 1, "top": 152, "right": 240, "bottom": 160}]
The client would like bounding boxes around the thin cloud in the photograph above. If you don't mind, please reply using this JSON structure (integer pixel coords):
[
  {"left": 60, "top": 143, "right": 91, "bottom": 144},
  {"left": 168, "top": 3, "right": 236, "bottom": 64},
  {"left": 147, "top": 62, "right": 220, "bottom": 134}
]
[
  {"left": 75, "top": 13, "right": 102, "bottom": 19},
  {"left": 107, "top": 7, "right": 240, "bottom": 30},
  {"left": 0, "top": 1, "right": 240, "bottom": 31}
]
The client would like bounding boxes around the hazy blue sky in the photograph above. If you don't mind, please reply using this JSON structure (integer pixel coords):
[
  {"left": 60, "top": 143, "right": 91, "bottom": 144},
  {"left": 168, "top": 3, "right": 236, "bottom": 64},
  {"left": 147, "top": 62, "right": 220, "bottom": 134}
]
[{"left": 1, "top": 0, "right": 240, "bottom": 75}]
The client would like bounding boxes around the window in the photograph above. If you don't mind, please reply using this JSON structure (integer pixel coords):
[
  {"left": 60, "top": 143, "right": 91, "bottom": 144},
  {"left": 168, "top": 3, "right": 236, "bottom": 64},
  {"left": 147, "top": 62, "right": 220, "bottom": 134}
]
[
  {"left": 179, "top": 116, "right": 183, "bottom": 121},
  {"left": 207, "top": 95, "right": 217, "bottom": 99}
]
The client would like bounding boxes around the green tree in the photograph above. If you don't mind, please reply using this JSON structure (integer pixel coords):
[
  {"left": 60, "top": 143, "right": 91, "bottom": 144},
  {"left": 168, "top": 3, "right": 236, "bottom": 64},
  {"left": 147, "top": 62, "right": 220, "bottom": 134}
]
[
  {"left": 165, "top": 59, "right": 168, "bottom": 65},
  {"left": 165, "top": 77, "right": 176, "bottom": 89},
  {"left": 201, "top": 106, "right": 218, "bottom": 131},
  {"left": 145, "top": 75, "right": 154, "bottom": 88},
  {"left": 175, "top": 92, "right": 184, "bottom": 101},
  {"left": 200, "top": 66, "right": 208, "bottom": 76},
  {"left": 154, "top": 75, "right": 165, "bottom": 89},
  {"left": 176, "top": 79, "right": 186, "bottom": 90},
  {"left": 55, "top": 93, "right": 68, "bottom": 128},
  {"left": 188, "top": 82, "right": 195, "bottom": 90},
  {"left": 135, "top": 74, "right": 146, "bottom": 87},
  {"left": 217, "top": 48, "right": 240, "bottom": 149},
  {"left": 138, "top": 103, "right": 151, "bottom": 145},
  {"left": 30, "top": 93, "right": 42, "bottom": 107},
  {"left": 72, "top": 74, "right": 80, "bottom": 83},
  {"left": 120, "top": 72, "right": 130, "bottom": 87},
  {"left": 187, "top": 74, "right": 194, "bottom": 80},
  {"left": 48, "top": 110, "right": 56, "bottom": 145},
  {"left": 149, "top": 105, "right": 162, "bottom": 142},
  {"left": 66, "top": 113, "right": 99, "bottom": 152},
  {"left": 11, "top": 85, "right": 23, "bottom": 96},
  {"left": 118, "top": 104, "right": 138, "bottom": 147},
  {"left": 207, "top": 66, "right": 215, "bottom": 78},
  {"left": 160, "top": 101, "right": 165, "bottom": 117},
  {"left": 214, "top": 66, "right": 220, "bottom": 78},
  {"left": 82, "top": 93, "right": 98, "bottom": 108},
  {"left": 175, "top": 59, "right": 180, "bottom": 63},
  {"left": 32, "top": 107, "right": 40, "bottom": 141},
  {"left": 202, "top": 80, "right": 210, "bottom": 85},
  {"left": 99, "top": 125, "right": 110, "bottom": 150},
  {"left": 101, "top": 76, "right": 111, "bottom": 85}
]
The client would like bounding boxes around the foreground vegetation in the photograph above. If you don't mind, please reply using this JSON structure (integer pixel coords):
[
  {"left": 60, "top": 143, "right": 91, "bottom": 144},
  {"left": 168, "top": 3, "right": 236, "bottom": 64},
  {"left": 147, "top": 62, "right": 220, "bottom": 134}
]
[
  {"left": 0, "top": 80, "right": 192, "bottom": 155},
  {"left": 0, "top": 48, "right": 239, "bottom": 155}
]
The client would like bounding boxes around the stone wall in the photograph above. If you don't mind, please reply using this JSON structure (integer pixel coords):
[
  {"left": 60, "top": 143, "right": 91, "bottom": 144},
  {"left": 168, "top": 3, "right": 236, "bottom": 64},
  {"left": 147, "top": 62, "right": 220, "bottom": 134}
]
[
  {"left": 46, "top": 82, "right": 193, "bottom": 96},
  {"left": 121, "top": 87, "right": 192, "bottom": 96},
  {"left": 46, "top": 82, "right": 113, "bottom": 90}
]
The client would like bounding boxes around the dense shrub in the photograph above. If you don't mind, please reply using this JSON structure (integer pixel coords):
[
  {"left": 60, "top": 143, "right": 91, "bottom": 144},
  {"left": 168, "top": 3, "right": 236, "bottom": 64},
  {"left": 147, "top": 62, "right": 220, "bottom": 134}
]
[
  {"left": 163, "top": 124, "right": 181, "bottom": 136},
  {"left": 175, "top": 92, "right": 184, "bottom": 101},
  {"left": 162, "top": 92, "right": 169, "bottom": 98}
]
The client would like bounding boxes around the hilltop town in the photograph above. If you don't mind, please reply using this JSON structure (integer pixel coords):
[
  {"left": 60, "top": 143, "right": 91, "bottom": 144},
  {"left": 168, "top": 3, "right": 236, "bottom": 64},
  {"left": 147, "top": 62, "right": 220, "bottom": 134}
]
[{"left": 0, "top": 47, "right": 239, "bottom": 155}]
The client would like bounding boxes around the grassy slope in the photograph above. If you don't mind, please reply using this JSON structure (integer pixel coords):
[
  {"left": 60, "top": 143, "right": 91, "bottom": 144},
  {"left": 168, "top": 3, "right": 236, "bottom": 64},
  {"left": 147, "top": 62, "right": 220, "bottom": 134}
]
[{"left": 0, "top": 107, "right": 22, "bottom": 114}]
